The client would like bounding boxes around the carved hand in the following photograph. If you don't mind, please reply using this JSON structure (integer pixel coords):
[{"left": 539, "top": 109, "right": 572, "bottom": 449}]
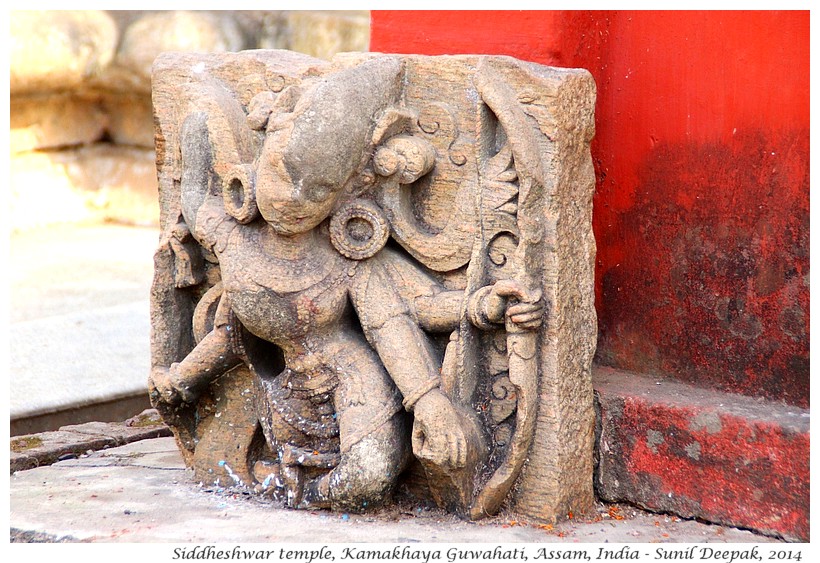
[
  {"left": 411, "top": 388, "right": 467, "bottom": 469},
  {"left": 148, "top": 363, "right": 198, "bottom": 406},
  {"left": 485, "top": 280, "right": 544, "bottom": 331}
]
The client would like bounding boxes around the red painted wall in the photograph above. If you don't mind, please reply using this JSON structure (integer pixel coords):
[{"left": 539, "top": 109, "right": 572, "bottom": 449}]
[{"left": 371, "top": 11, "right": 809, "bottom": 407}]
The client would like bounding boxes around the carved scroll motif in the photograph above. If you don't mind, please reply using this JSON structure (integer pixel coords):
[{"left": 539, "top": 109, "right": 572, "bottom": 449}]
[{"left": 376, "top": 102, "right": 477, "bottom": 272}]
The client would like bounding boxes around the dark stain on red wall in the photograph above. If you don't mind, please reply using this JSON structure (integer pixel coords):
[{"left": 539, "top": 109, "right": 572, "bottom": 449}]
[
  {"left": 371, "top": 11, "right": 810, "bottom": 407},
  {"left": 598, "top": 129, "right": 809, "bottom": 407},
  {"left": 583, "top": 11, "right": 810, "bottom": 407}
]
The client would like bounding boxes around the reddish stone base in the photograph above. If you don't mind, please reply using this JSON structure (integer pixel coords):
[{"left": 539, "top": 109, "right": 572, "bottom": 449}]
[{"left": 593, "top": 366, "right": 809, "bottom": 542}]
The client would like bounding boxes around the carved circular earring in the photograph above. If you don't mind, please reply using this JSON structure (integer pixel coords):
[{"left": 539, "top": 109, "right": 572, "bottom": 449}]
[
  {"left": 222, "top": 164, "right": 259, "bottom": 224},
  {"left": 329, "top": 199, "right": 391, "bottom": 260}
]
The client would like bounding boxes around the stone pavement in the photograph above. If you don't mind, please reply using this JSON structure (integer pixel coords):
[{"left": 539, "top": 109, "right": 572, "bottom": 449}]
[
  {"left": 10, "top": 435, "right": 780, "bottom": 544},
  {"left": 9, "top": 222, "right": 159, "bottom": 434}
]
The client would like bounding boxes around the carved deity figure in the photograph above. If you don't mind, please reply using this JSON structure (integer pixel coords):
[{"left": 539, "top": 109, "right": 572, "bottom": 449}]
[{"left": 150, "top": 51, "right": 597, "bottom": 522}]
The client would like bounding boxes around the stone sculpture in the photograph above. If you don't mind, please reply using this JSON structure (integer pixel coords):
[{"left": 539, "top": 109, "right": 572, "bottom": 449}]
[{"left": 150, "top": 50, "right": 597, "bottom": 522}]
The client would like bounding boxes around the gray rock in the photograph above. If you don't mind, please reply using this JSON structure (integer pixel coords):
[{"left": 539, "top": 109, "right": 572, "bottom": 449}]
[
  {"left": 115, "top": 11, "right": 248, "bottom": 90},
  {"left": 9, "top": 145, "right": 159, "bottom": 231},
  {"left": 9, "top": 438, "right": 779, "bottom": 543},
  {"left": 11, "top": 94, "right": 107, "bottom": 153},
  {"left": 101, "top": 93, "right": 155, "bottom": 148},
  {"left": 289, "top": 11, "right": 370, "bottom": 59},
  {"left": 10, "top": 10, "right": 117, "bottom": 95}
]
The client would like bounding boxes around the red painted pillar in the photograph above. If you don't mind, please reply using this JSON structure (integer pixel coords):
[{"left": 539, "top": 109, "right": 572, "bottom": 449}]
[{"left": 371, "top": 10, "right": 809, "bottom": 407}]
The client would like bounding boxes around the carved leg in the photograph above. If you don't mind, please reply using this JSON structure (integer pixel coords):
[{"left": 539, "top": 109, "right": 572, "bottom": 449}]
[
  {"left": 281, "top": 444, "right": 341, "bottom": 508},
  {"left": 267, "top": 409, "right": 410, "bottom": 511},
  {"left": 325, "top": 410, "right": 412, "bottom": 512},
  {"left": 323, "top": 342, "right": 412, "bottom": 512}
]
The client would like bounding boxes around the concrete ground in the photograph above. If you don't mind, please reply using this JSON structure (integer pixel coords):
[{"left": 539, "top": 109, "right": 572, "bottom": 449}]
[
  {"left": 10, "top": 436, "right": 780, "bottom": 544},
  {"left": 9, "top": 222, "right": 159, "bottom": 434}
]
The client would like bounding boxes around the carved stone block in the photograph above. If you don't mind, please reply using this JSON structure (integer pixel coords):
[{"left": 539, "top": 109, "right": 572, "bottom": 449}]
[{"left": 150, "top": 50, "right": 596, "bottom": 523}]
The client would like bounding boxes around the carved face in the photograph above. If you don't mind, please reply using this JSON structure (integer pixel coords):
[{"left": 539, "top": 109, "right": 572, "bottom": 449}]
[
  {"left": 254, "top": 127, "right": 344, "bottom": 236},
  {"left": 253, "top": 58, "right": 407, "bottom": 235}
]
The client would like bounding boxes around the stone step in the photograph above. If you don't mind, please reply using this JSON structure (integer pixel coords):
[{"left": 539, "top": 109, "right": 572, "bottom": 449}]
[
  {"left": 10, "top": 409, "right": 171, "bottom": 473},
  {"left": 594, "top": 366, "right": 809, "bottom": 542}
]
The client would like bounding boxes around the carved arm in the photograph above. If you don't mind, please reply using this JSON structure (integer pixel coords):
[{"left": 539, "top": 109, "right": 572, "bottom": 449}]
[
  {"left": 350, "top": 254, "right": 468, "bottom": 468},
  {"left": 149, "top": 295, "right": 242, "bottom": 405},
  {"left": 413, "top": 291, "right": 462, "bottom": 332},
  {"left": 415, "top": 282, "right": 544, "bottom": 333}
]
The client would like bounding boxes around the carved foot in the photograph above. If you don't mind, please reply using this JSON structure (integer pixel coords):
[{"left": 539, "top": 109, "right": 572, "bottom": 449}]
[
  {"left": 252, "top": 460, "right": 282, "bottom": 496},
  {"left": 299, "top": 474, "right": 332, "bottom": 509},
  {"left": 276, "top": 465, "right": 333, "bottom": 510}
]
